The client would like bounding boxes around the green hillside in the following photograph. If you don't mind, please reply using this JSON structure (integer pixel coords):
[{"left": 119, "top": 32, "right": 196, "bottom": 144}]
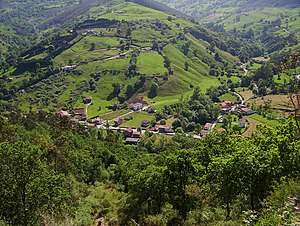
[
  {"left": 157, "top": 0, "right": 300, "bottom": 55},
  {"left": 1, "top": 1, "right": 241, "bottom": 118}
]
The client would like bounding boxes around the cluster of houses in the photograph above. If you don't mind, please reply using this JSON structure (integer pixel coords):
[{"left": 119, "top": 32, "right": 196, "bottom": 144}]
[
  {"left": 221, "top": 101, "right": 256, "bottom": 115},
  {"left": 57, "top": 94, "right": 257, "bottom": 142}
]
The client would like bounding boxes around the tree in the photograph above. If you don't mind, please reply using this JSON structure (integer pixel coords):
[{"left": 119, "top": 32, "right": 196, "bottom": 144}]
[
  {"left": 184, "top": 62, "right": 189, "bottom": 71},
  {"left": 0, "top": 142, "right": 68, "bottom": 225},
  {"left": 149, "top": 82, "right": 158, "bottom": 98},
  {"left": 89, "top": 43, "right": 96, "bottom": 51},
  {"left": 214, "top": 52, "right": 221, "bottom": 61}
]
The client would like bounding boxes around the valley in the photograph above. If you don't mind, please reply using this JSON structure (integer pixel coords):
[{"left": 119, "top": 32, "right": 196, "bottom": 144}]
[{"left": 0, "top": 0, "right": 300, "bottom": 225}]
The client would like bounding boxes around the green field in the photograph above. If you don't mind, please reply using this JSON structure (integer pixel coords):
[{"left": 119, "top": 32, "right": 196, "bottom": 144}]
[
  {"left": 137, "top": 51, "right": 167, "bottom": 75},
  {"left": 219, "top": 93, "right": 238, "bottom": 102},
  {"left": 98, "top": 2, "right": 171, "bottom": 21},
  {"left": 121, "top": 111, "right": 155, "bottom": 128}
]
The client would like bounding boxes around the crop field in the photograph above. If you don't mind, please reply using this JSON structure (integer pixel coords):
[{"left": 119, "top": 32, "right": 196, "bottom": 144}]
[
  {"left": 248, "top": 114, "right": 281, "bottom": 128},
  {"left": 248, "top": 94, "right": 294, "bottom": 111},
  {"left": 238, "top": 90, "right": 254, "bottom": 100}
]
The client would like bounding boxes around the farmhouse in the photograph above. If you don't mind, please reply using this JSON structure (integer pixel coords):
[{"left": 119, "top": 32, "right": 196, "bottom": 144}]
[
  {"left": 130, "top": 102, "right": 143, "bottom": 111},
  {"left": 241, "top": 108, "right": 256, "bottom": 115},
  {"left": 157, "top": 125, "right": 173, "bottom": 133},
  {"left": 74, "top": 108, "right": 85, "bottom": 116}
]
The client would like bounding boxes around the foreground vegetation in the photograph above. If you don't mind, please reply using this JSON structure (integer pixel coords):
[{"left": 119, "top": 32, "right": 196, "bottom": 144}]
[{"left": 1, "top": 112, "right": 300, "bottom": 225}]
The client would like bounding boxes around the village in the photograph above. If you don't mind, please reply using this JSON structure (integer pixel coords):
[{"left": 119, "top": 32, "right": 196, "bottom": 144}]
[{"left": 57, "top": 94, "right": 257, "bottom": 144}]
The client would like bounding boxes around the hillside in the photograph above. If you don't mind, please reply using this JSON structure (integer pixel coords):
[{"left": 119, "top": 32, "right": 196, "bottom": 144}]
[
  {"left": 157, "top": 0, "right": 300, "bottom": 54},
  {"left": 0, "top": 2, "right": 244, "bottom": 119}
]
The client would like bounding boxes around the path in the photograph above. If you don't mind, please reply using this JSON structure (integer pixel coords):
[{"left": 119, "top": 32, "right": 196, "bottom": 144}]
[
  {"left": 211, "top": 115, "right": 223, "bottom": 130},
  {"left": 109, "top": 110, "right": 135, "bottom": 122},
  {"left": 242, "top": 116, "right": 261, "bottom": 137}
]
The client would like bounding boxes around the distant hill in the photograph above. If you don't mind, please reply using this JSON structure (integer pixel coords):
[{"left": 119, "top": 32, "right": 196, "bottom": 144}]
[{"left": 157, "top": 0, "right": 300, "bottom": 20}]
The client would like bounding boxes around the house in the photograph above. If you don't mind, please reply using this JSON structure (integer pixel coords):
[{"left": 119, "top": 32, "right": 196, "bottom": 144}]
[
  {"left": 125, "top": 137, "right": 140, "bottom": 144},
  {"left": 57, "top": 110, "right": 70, "bottom": 117},
  {"left": 204, "top": 123, "right": 211, "bottom": 130},
  {"left": 148, "top": 108, "right": 157, "bottom": 114},
  {"left": 241, "top": 108, "right": 256, "bottom": 115},
  {"left": 157, "top": 125, "right": 173, "bottom": 133},
  {"left": 132, "top": 130, "right": 141, "bottom": 138},
  {"left": 85, "top": 96, "right": 93, "bottom": 104},
  {"left": 221, "top": 101, "right": 235, "bottom": 113},
  {"left": 141, "top": 120, "right": 150, "bottom": 127},
  {"left": 114, "top": 118, "right": 124, "bottom": 127},
  {"left": 74, "top": 108, "right": 85, "bottom": 116},
  {"left": 123, "top": 128, "right": 133, "bottom": 137},
  {"left": 70, "top": 118, "right": 79, "bottom": 124},
  {"left": 200, "top": 129, "right": 209, "bottom": 137},
  {"left": 130, "top": 102, "right": 143, "bottom": 111},
  {"left": 63, "top": 65, "right": 77, "bottom": 71},
  {"left": 93, "top": 117, "right": 102, "bottom": 125},
  {"left": 239, "top": 118, "right": 247, "bottom": 128}
]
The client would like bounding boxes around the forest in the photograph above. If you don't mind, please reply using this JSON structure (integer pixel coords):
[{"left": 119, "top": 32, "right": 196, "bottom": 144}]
[{"left": 0, "top": 111, "right": 300, "bottom": 225}]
